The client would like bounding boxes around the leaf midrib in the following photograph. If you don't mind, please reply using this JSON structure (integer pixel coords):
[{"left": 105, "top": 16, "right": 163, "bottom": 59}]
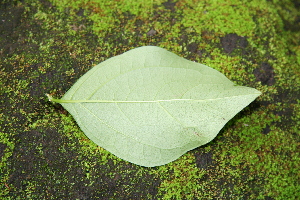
[{"left": 51, "top": 93, "right": 260, "bottom": 103}]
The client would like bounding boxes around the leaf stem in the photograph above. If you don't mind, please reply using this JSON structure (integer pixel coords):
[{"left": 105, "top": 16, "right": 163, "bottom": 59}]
[{"left": 46, "top": 94, "right": 61, "bottom": 103}]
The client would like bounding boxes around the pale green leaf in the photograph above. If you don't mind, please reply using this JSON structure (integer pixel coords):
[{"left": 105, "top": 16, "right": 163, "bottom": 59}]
[{"left": 48, "top": 46, "right": 261, "bottom": 167}]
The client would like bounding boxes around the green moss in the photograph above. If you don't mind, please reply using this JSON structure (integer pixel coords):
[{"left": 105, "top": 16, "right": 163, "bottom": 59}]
[
  {"left": 0, "top": 0, "right": 299, "bottom": 199},
  {"left": 180, "top": 0, "right": 257, "bottom": 37},
  {"left": 155, "top": 153, "right": 206, "bottom": 199},
  {"left": 0, "top": 133, "right": 15, "bottom": 196}
]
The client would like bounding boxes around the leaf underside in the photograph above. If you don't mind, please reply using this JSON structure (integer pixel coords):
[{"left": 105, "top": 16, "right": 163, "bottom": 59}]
[{"left": 53, "top": 46, "right": 261, "bottom": 167}]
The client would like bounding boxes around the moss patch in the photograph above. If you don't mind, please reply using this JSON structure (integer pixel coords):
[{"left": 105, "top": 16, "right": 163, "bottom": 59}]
[{"left": 0, "top": 0, "right": 299, "bottom": 199}]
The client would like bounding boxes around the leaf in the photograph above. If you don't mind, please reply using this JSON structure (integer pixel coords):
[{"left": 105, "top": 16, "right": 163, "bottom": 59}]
[{"left": 48, "top": 46, "right": 261, "bottom": 167}]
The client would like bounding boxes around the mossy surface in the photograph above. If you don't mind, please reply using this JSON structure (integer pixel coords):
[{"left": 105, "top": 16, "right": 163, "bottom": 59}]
[{"left": 0, "top": 0, "right": 299, "bottom": 199}]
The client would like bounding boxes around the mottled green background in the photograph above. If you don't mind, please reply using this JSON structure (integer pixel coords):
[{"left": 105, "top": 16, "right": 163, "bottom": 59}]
[{"left": 0, "top": 0, "right": 299, "bottom": 199}]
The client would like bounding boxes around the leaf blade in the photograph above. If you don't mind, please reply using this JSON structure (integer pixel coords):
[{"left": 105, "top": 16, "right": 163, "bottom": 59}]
[{"left": 52, "top": 46, "right": 261, "bottom": 167}]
